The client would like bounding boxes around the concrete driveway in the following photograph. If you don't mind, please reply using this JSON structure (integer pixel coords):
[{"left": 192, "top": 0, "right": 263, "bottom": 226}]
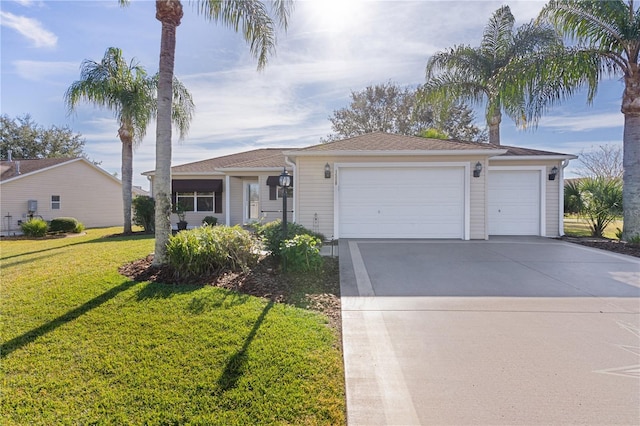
[{"left": 339, "top": 237, "right": 640, "bottom": 425}]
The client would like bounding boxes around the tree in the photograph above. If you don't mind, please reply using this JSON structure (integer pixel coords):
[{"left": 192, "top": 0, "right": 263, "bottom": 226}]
[
  {"left": 65, "top": 47, "right": 194, "bottom": 234},
  {"left": 538, "top": 0, "right": 640, "bottom": 241},
  {"left": 323, "top": 82, "right": 486, "bottom": 142},
  {"left": 575, "top": 144, "right": 624, "bottom": 180},
  {"left": 117, "top": 0, "right": 292, "bottom": 266},
  {"left": 1, "top": 114, "right": 86, "bottom": 159},
  {"left": 423, "top": 5, "right": 563, "bottom": 146}
]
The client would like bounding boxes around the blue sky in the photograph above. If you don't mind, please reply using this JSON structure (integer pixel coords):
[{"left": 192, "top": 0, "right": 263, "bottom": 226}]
[{"left": 1, "top": 0, "right": 624, "bottom": 190}]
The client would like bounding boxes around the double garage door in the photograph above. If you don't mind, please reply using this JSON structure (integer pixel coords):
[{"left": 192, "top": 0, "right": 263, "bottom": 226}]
[
  {"left": 337, "top": 166, "right": 543, "bottom": 239},
  {"left": 338, "top": 166, "right": 466, "bottom": 239}
]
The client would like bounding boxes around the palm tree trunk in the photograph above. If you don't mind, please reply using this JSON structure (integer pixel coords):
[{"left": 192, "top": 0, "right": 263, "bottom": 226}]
[
  {"left": 622, "top": 113, "right": 640, "bottom": 240},
  {"left": 488, "top": 109, "right": 501, "bottom": 146},
  {"left": 119, "top": 126, "right": 133, "bottom": 234},
  {"left": 153, "top": 0, "right": 183, "bottom": 266}
]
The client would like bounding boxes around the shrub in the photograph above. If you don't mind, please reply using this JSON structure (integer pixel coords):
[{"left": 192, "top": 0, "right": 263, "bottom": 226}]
[
  {"left": 255, "top": 220, "right": 325, "bottom": 257},
  {"left": 202, "top": 216, "right": 218, "bottom": 226},
  {"left": 132, "top": 196, "right": 155, "bottom": 233},
  {"left": 166, "top": 225, "right": 259, "bottom": 280},
  {"left": 280, "top": 234, "right": 323, "bottom": 272},
  {"left": 49, "top": 217, "right": 83, "bottom": 233},
  {"left": 20, "top": 218, "right": 48, "bottom": 237},
  {"left": 579, "top": 177, "right": 623, "bottom": 238}
]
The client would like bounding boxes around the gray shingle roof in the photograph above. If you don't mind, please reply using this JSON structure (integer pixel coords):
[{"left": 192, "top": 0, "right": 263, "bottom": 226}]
[
  {"left": 146, "top": 148, "right": 298, "bottom": 175},
  {"left": 151, "top": 133, "right": 572, "bottom": 175},
  {"left": 291, "top": 132, "right": 499, "bottom": 152},
  {"left": 0, "top": 158, "right": 76, "bottom": 181}
]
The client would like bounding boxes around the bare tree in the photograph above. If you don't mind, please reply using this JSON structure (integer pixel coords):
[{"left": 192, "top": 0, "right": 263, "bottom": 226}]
[{"left": 575, "top": 144, "right": 623, "bottom": 180}]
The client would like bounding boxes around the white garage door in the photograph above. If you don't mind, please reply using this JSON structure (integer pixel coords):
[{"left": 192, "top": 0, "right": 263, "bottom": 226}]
[
  {"left": 488, "top": 169, "right": 541, "bottom": 235},
  {"left": 338, "top": 166, "right": 465, "bottom": 238}
]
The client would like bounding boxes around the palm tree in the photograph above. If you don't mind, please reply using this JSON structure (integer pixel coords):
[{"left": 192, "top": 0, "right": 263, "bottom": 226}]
[
  {"left": 65, "top": 47, "right": 194, "bottom": 234},
  {"left": 538, "top": 0, "right": 640, "bottom": 240},
  {"left": 423, "top": 5, "right": 562, "bottom": 146},
  {"left": 118, "top": 0, "right": 293, "bottom": 266}
]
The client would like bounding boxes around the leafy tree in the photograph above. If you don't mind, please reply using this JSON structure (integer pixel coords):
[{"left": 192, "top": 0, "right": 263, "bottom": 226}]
[
  {"left": 575, "top": 144, "right": 623, "bottom": 180},
  {"left": 65, "top": 47, "right": 194, "bottom": 234},
  {"left": 0, "top": 114, "right": 86, "bottom": 159},
  {"left": 423, "top": 5, "right": 563, "bottom": 146},
  {"left": 117, "top": 0, "right": 293, "bottom": 266},
  {"left": 538, "top": 0, "right": 640, "bottom": 241},
  {"left": 566, "top": 177, "right": 623, "bottom": 237},
  {"left": 323, "top": 82, "right": 486, "bottom": 142}
]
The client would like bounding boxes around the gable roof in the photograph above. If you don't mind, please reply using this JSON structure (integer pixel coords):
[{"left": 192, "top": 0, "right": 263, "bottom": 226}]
[
  {"left": 285, "top": 132, "right": 575, "bottom": 159},
  {"left": 143, "top": 148, "right": 299, "bottom": 176},
  {"left": 0, "top": 157, "right": 148, "bottom": 195},
  {"left": 145, "top": 132, "right": 575, "bottom": 176},
  {"left": 0, "top": 158, "right": 75, "bottom": 181},
  {"left": 285, "top": 132, "right": 507, "bottom": 157}
]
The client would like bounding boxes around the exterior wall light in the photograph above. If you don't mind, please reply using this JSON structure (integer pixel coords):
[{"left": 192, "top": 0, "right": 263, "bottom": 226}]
[
  {"left": 324, "top": 163, "right": 331, "bottom": 179},
  {"left": 473, "top": 161, "right": 483, "bottom": 178},
  {"left": 548, "top": 166, "right": 558, "bottom": 181}
]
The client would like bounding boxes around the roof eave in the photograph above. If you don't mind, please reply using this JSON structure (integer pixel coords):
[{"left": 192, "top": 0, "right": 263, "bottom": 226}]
[
  {"left": 143, "top": 171, "right": 226, "bottom": 177},
  {"left": 284, "top": 149, "right": 508, "bottom": 157},
  {"left": 491, "top": 154, "right": 577, "bottom": 161},
  {"left": 215, "top": 167, "right": 289, "bottom": 173}
]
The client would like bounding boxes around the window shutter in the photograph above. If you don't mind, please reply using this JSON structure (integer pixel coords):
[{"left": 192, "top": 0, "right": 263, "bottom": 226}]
[{"left": 215, "top": 192, "right": 222, "bottom": 213}]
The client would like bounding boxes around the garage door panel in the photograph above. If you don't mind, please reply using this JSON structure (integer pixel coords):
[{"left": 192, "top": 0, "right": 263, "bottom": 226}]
[
  {"left": 338, "top": 166, "right": 465, "bottom": 239},
  {"left": 488, "top": 170, "right": 540, "bottom": 236}
]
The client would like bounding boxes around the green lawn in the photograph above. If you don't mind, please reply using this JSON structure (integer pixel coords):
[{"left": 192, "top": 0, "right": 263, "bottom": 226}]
[
  {"left": 563, "top": 216, "right": 622, "bottom": 239},
  {"left": 1, "top": 228, "right": 345, "bottom": 425}
]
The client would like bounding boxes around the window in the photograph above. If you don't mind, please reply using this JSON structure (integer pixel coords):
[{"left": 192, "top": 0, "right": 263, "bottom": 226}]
[
  {"left": 267, "top": 175, "right": 294, "bottom": 200},
  {"left": 277, "top": 187, "right": 293, "bottom": 199},
  {"left": 51, "top": 195, "right": 60, "bottom": 210},
  {"left": 176, "top": 192, "right": 213, "bottom": 212},
  {"left": 246, "top": 183, "right": 259, "bottom": 220},
  {"left": 172, "top": 179, "right": 222, "bottom": 213}
]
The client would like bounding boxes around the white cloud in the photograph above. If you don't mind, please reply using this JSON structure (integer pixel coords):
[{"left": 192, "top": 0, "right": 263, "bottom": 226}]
[
  {"left": 540, "top": 113, "right": 623, "bottom": 132},
  {"left": 0, "top": 11, "right": 57, "bottom": 48},
  {"left": 12, "top": 60, "right": 77, "bottom": 81}
]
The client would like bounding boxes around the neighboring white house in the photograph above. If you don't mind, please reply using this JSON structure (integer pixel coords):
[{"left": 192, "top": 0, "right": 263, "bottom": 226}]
[
  {"left": 0, "top": 157, "right": 147, "bottom": 234},
  {"left": 143, "top": 132, "right": 576, "bottom": 239}
]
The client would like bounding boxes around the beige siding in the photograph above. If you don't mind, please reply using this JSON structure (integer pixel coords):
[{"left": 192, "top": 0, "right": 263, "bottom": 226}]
[
  {"left": 296, "top": 157, "right": 337, "bottom": 239},
  {"left": 469, "top": 158, "right": 487, "bottom": 239},
  {"left": 1, "top": 160, "right": 126, "bottom": 232},
  {"left": 545, "top": 169, "right": 561, "bottom": 237},
  {"left": 258, "top": 174, "right": 293, "bottom": 225},
  {"left": 229, "top": 177, "right": 244, "bottom": 226}
]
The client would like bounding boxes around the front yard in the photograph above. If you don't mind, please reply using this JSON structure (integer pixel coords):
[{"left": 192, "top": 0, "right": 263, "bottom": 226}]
[{"left": 0, "top": 228, "right": 345, "bottom": 425}]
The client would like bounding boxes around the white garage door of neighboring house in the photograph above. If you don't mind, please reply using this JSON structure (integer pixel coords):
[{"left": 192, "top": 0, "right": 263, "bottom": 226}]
[
  {"left": 488, "top": 169, "right": 542, "bottom": 236},
  {"left": 338, "top": 166, "right": 466, "bottom": 239}
]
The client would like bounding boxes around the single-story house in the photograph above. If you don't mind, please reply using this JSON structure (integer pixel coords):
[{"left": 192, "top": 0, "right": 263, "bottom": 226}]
[
  {"left": 143, "top": 132, "right": 576, "bottom": 240},
  {"left": 0, "top": 157, "right": 147, "bottom": 234}
]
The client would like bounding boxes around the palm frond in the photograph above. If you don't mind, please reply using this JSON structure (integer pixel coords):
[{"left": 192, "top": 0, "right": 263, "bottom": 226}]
[
  {"left": 194, "top": 0, "right": 293, "bottom": 70},
  {"left": 481, "top": 5, "right": 515, "bottom": 62}
]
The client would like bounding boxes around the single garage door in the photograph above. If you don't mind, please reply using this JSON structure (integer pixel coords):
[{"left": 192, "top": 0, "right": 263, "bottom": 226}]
[
  {"left": 488, "top": 169, "right": 541, "bottom": 235},
  {"left": 338, "top": 166, "right": 465, "bottom": 238}
]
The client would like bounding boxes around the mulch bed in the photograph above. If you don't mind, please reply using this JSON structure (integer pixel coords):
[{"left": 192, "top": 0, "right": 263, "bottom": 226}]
[
  {"left": 119, "top": 255, "right": 342, "bottom": 338},
  {"left": 558, "top": 236, "right": 640, "bottom": 258}
]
